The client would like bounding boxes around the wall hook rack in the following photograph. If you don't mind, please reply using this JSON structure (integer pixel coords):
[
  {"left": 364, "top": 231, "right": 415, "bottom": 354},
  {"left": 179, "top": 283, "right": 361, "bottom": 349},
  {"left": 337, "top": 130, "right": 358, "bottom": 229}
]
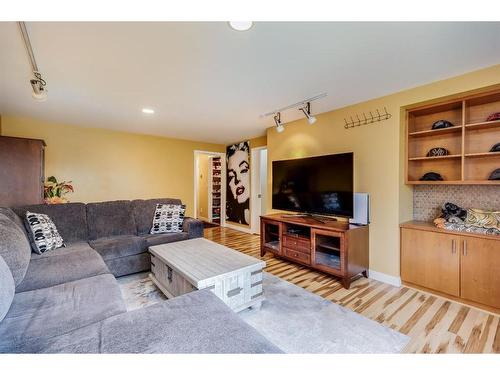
[{"left": 344, "top": 107, "right": 392, "bottom": 129}]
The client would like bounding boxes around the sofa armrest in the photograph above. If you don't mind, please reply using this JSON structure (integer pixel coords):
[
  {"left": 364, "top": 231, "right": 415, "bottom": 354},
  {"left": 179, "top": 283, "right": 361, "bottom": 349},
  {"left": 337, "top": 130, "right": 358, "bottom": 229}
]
[{"left": 183, "top": 217, "right": 204, "bottom": 239}]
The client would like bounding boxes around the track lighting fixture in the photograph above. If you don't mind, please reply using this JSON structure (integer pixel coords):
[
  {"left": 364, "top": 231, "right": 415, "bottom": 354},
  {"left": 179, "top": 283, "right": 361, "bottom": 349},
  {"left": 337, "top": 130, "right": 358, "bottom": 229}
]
[
  {"left": 262, "top": 93, "right": 326, "bottom": 134},
  {"left": 274, "top": 112, "right": 285, "bottom": 133},
  {"left": 299, "top": 102, "right": 317, "bottom": 125},
  {"left": 18, "top": 22, "right": 48, "bottom": 101}
]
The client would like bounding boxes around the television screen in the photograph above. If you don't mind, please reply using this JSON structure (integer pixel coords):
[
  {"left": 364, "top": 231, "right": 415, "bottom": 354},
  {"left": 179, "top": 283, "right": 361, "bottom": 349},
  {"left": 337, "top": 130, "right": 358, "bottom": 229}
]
[{"left": 272, "top": 152, "right": 353, "bottom": 218}]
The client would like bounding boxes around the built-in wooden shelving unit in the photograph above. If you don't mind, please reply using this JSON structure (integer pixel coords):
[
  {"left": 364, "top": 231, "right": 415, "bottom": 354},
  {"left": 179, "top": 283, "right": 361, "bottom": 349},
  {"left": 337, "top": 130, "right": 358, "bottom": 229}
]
[
  {"left": 209, "top": 156, "right": 222, "bottom": 225},
  {"left": 405, "top": 88, "right": 500, "bottom": 185}
]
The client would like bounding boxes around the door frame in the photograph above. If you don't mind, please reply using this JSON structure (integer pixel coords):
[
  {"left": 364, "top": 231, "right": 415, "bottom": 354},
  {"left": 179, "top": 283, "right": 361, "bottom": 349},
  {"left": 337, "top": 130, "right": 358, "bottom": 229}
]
[
  {"left": 193, "top": 150, "right": 226, "bottom": 226},
  {"left": 250, "top": 146, "right": 267, "bottom": 234}
]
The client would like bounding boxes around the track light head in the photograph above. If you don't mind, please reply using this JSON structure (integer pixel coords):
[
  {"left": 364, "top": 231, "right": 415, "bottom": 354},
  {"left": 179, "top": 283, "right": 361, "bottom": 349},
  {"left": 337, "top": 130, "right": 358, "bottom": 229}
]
[
  {"left": 300, "top": 102, "right": 317, "bottom": 125},
  {"left": 30, "top": 79, "right": 47, "bottom": 101},
  {"left": 274, "top": 112, "right": 284, "bottom": 133},
  {"left": 30, "top": 72, "right": 47, "bottom": 102}
]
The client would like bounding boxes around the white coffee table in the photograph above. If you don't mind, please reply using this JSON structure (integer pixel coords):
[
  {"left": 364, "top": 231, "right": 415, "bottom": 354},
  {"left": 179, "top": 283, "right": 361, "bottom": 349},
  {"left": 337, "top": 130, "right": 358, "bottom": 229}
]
[{"left": 149, "top": 238, "right": 265, "bottom": 312}]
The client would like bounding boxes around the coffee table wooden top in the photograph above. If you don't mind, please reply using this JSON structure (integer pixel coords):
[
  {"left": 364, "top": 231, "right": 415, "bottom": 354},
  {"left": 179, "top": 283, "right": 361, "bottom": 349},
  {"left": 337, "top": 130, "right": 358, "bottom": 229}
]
[{"left": 149, "top": 238, "right": 266, "bottom": 289}]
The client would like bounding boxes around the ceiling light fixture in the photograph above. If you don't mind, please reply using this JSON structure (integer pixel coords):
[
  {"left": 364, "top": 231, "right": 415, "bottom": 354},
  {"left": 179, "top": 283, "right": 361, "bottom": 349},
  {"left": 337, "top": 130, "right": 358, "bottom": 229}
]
[
  {"left": 228, "top": 22, "right": 253, "bottom": 31},
  {"left": 262, "top": 93, "right": 326, "bottom": 134},
  {"left": 142, "top": 108, "right": 155, "bottom": 115},
  {"left": 18, "top": 22, "right": 48, "bottom": 102},
  {"left": 274, "top": 112, "right": 284, "bottom": 133},
  {"left": 299, "top": 102, "right": 317, "bottom": 125}
]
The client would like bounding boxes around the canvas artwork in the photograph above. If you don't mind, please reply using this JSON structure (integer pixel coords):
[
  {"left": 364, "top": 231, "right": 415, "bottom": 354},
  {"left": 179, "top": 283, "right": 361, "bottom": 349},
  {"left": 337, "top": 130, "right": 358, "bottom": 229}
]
[{"left": 226, "top": 141, "right": 250, "bottom": 225}]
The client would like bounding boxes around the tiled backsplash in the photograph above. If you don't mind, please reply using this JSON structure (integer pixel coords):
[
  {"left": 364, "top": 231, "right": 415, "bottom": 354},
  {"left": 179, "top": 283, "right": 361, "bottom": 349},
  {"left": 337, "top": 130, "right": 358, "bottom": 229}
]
[{"left": 413, "top": 185, "right": 500, "bottom": 222}]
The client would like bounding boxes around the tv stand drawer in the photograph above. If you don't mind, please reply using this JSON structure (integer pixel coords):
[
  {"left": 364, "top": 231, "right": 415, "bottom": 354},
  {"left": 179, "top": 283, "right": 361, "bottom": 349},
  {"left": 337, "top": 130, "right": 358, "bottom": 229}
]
[
  {"left": 283, "top": 235, "right": 311, "bottom": 253},
  {"left": 284, "top": 247, "right": 311, "bottom": 265}
]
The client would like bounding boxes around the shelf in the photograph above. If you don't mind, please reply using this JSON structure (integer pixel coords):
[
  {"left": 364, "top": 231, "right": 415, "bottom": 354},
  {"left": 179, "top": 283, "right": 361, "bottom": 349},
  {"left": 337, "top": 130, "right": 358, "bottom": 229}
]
[
  {"left": 465, "top": 152, "right": 500, "bottom": 158},
  {"left": 317, "top": 243, "right": 341, "bottom": 252},
  {"left": 407, "top": 180, "right": 499, "bottom": 185},
  {"left": 264, "top": 241, "right": 280, "bottom": 251},
  {"left": 465, "top": 119, "right": 500, "bottom": 130},
  {"left": 408, "top": 126, "right": 462, "bottom": 137},
  {"left": 315, "top": 251, "right": 341, "bottom": 270},
  {"left": 408, "top": 154, "right": 461, "bottom": 161}
]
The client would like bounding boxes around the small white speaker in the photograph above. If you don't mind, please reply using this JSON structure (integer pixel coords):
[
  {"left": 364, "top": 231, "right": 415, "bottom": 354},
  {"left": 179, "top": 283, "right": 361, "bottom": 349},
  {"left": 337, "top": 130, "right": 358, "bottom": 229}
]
[{"left": 349, "top": 193, "right": 370, "bottom": 225}]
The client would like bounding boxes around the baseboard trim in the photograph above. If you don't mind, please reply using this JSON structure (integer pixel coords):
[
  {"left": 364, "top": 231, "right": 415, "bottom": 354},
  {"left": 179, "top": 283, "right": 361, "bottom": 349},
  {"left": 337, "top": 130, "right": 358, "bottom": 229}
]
[
  {"left": 368, "top": 269, "right": 401, "bottom": 287},
  {"left": 224, "top": 222, "right": 253, "bottom": 234}
]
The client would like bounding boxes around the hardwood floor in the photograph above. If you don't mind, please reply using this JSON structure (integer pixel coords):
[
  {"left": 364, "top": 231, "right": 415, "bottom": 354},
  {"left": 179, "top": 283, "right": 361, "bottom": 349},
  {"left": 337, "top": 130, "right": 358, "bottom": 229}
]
[{"left": 204, "top": 226, "right": 500, "bottom": 354}]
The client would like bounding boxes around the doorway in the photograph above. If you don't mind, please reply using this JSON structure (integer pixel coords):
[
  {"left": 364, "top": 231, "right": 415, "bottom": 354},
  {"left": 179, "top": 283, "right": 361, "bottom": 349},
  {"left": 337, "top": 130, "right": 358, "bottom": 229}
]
[
  {"left": 193, "top": 150, "right": 226, "bottom": 227},
  {"left": 250, "top": 147, "right": 268, "bottom": 234}
]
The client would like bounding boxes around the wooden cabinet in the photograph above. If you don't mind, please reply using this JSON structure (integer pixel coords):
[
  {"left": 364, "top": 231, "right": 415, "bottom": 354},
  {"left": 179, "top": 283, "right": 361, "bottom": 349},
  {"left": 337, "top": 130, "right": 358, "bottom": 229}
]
[
  {"left": 0, "top": 136, "right": 46, "bottom": 207},
  {"left": 401, "top": 228, "right": 460, "bottom": 296},
  {"left": 401, "top": 221, "right": 500, "bottom": 312},
  {"left": 261, "top": 214, "right": 369, "bottom": 289},
  {"left": 460, "top": 236, "right": 500, "bottom": 309}
]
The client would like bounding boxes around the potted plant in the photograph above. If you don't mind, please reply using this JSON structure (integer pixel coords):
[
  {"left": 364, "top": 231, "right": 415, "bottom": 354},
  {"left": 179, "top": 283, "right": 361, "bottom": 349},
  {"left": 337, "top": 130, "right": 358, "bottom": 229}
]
[{"left": 44, "top": 176, "right": 74, "bottom": 204}]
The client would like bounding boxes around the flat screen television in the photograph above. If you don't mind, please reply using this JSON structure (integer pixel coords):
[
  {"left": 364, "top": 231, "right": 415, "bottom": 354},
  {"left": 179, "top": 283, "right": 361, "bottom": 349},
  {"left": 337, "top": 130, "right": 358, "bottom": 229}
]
[{"left": 272, "top": 152, "right": 353, "bottom": 218}]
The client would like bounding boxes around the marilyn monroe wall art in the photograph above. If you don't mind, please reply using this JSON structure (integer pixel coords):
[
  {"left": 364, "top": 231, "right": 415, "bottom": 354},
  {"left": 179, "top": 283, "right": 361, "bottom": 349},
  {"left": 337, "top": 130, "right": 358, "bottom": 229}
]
[{"left": 226, "top": 141, "right": 250, "bottom": 225}]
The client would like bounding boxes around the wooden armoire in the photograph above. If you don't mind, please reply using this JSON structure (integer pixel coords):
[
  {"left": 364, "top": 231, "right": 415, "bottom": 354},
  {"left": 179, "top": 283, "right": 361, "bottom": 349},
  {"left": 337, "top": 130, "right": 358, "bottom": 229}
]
[{"left": 0, "top": 136, "right": 46, "bottom": 207}]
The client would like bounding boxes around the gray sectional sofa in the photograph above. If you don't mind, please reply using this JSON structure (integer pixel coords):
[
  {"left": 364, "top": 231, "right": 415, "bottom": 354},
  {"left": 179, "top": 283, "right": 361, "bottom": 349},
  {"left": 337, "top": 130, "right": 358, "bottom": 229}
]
[{"left": 0, "top": 199, "right": 280, "bottom": 354}]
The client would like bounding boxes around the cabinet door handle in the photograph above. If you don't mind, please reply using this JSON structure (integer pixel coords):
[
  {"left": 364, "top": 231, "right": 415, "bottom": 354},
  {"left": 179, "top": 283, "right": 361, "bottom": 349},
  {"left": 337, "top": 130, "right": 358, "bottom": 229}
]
[
  {"left": 451, "top": 239, "right": 456, "bottom": 254},
  {"left": 463, "top": 240, "right": 467, "bottom": 256}
]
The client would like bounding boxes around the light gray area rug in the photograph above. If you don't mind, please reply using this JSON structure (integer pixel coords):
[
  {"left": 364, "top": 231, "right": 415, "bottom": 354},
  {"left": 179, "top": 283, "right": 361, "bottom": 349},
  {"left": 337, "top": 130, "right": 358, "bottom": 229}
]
[{"left": 117, "top": 272, "right": 409, "bottom": 353}]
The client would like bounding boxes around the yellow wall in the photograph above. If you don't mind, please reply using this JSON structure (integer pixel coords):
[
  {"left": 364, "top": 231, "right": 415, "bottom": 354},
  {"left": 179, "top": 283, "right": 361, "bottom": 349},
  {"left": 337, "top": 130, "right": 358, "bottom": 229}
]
[
  {"left": 266, "top": 64, "right": 500, "bottom": 278},
  {"left": 0, "top": 116, "right": 225, "bottom": 217},
  {"left": 249, "top": 135, "right": 267, "bottom": 148},
  {"left": 197, "top": 154, "right": 210, "bottom": 218}
]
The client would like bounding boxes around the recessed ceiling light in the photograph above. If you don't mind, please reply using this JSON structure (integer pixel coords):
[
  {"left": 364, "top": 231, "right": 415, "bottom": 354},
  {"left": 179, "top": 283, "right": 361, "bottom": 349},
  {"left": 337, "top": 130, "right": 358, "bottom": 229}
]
[
  {"left": 142, "top": 108, "right": 154, "bottom": 114},
  {"left": 228, "top": 22, "right": 253, "bottom": 31}
]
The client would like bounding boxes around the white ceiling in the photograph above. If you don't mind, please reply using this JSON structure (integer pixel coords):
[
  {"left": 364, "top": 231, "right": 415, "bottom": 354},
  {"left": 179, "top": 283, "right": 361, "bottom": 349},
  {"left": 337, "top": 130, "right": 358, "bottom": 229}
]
[{"left": 1, "top": 22, "right": 499, "bottom": 144}]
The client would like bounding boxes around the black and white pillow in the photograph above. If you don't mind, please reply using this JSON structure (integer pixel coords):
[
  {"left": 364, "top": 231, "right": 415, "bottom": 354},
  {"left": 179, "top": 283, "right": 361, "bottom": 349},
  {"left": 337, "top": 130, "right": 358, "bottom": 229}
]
[
  {"left": 150, "top": 204, "right": 186, "bottom": 234},
  {"left": 24, "top": 211, "right": 65, "bottom": 254}
]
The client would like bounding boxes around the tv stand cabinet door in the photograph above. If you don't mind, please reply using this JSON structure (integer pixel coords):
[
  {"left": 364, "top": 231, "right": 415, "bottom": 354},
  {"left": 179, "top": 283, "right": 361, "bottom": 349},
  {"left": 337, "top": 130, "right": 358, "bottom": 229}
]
[
  {"left": 260, "top": 218, "right": 283, "bottom": 256},
  {"left": 311, "top": 229, "right": 345, "bottom": 276}
]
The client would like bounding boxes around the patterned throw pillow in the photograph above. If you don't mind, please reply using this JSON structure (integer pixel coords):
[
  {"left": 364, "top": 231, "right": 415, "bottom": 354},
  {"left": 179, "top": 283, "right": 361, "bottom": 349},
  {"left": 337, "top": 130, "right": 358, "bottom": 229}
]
[
  {"left": 150, "top": 204, "right": 186, "bottom": 234},
  {"left": 465, "top": 208, "right": 500, "bottom": 231},
  {"left": 24, "top": 211, "right": 65, "bottom": 254}
]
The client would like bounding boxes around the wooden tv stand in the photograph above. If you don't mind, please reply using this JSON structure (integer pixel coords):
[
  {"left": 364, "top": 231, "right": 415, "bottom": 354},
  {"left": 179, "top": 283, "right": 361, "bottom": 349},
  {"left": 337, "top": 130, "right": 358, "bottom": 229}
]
[{"left": 260, "top": 214, "right": 369, "bottom": 289}]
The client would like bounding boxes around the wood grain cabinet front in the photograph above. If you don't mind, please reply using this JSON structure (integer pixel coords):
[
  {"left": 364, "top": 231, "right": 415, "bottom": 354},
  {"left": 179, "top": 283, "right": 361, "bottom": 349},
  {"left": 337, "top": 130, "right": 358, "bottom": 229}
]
[
  {"left": 460, "top": 237, "right": 500, "bottom": 309},
  {"left": 401, "top": 228, "right": 460, "bottom": 296},
  {"left": 401, "top": 221, "right": 500, "bottom": 313}
]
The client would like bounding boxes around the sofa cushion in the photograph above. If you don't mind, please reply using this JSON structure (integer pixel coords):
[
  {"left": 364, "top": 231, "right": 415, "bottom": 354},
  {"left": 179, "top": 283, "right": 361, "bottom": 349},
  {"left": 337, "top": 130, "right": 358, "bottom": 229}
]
[
  {"left": 16, "top": 243, "right": 109, "bottom": 293},
  {"left": 29, "top": 241, "right": 92, "bottom": 259},
  {"left": 24, "top": 211, "right": 65, "bottom": 254},
  {"left": 9, "top": 290, "right": 282, "bottom": 354},
  {"left": 89, "top": 235, "right": 146, "bottom": 261},
  {"left": 143, "top": 232, "right": 188, "bottom": 247},
  {"left": 86, "top": 200, "right": 137, "bottom": 240},
  {"left": 132, "top": 198, "right": 182, "bottom": 235},
  {"left": 0, "top": 274, "right": 126, "bottom": 353},
  {"left": 0, "top": 255, "right": 15, "bottom": 322},
  {"left": 104, "top": 253, "right": 151, "bottom": 277},
  {"left": 0, "top": 213, "right": 31, "bottom": 287},
  {"left": 0, "top": 207, "right": 26, "bottom": 234},
  {"left": 13, "top": 203, "right": 88, "bottom": 243}
]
